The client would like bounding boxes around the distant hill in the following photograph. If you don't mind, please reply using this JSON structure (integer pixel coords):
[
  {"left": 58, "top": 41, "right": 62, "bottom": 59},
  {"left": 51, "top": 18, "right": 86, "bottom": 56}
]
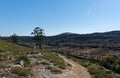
[
  {"left": 57, "top": 32, "right": 78, "bottom": 36},
  {"left": 3, "top": 30, "right": 120, "bottom": 51},
  {"left": 44, "top": 31, "right": 120, "bottom": 49}
]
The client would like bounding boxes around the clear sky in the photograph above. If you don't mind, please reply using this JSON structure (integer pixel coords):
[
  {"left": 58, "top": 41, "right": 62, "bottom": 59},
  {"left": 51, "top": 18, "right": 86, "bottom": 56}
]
[{"left": 0, "top": 0, "right": 120, "bottom": 36}]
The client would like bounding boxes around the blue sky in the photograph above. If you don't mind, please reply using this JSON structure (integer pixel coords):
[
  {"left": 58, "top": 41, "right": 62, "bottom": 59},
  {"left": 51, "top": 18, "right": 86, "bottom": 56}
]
[{"left": 0, "top": 0, "right": 120, "bottom": 36}]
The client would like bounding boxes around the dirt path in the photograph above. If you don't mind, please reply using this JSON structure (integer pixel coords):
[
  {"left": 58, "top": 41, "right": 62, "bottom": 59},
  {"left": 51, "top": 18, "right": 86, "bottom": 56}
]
[
  {"left": 31, "top": 55, "right": 92, "bottom": 78},
  {"left": 55, "top": 55, "right": 92, "bottom": 78}
]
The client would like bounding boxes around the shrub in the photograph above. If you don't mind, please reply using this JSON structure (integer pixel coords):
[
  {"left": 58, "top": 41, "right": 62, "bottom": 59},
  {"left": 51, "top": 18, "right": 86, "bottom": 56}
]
[
  {"left": 87, "top": 66, "right": 99, "bottom": 75},
  {"left": 40, "top": 51, "right": 66, "bottom": 69},
  {"left": 17, "top": 55, "right": 30, "bottom": 66},
  {"left": 35, "top": 62, "right": 40, "bottom": 65},
  {"left": 46, "top": 66, "right": 62, "bottom": 74},
  {"left": 105, "top": 70, "right": 112, "bottom": 74},
  {"left": 53, "top": 59, "right": 66, "bottom": 69},
  {"left": 114, "top": 64, "right": 120, "bottom": 73},
  {"left": 87, "top": 65, "right": 114, "bottom": 78},
  {"left": 0, "top": 50, "right": 4, "bottom": 52},
  {"left": 67, "top": 63, "right": 72, "bottom": 67},
  {"left": 0, "top": 62, "right": 6, "bottom": 68},
  {"left": 106, "top": 74, "right": 113, "bottom": 78},
  {"left": 11, "top": 67, "right": 29, "bottom": 77},
  {"left": 41, "top": 61, "right": 49, "bottom": 65}
]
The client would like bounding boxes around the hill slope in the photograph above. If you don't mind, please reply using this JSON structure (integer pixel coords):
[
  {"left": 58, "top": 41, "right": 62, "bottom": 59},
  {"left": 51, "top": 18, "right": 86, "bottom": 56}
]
[
  {"left": 0, "top": 39, "right": 92, "bottom": 78},
  {"left": 0, "top": 39, "right": 67, "bottom": 78}
]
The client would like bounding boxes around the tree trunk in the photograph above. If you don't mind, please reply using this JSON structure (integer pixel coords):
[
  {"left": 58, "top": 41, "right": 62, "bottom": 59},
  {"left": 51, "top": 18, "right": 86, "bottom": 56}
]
[{"left": 39, "top": 42, "right": 41, "bottom": 49}]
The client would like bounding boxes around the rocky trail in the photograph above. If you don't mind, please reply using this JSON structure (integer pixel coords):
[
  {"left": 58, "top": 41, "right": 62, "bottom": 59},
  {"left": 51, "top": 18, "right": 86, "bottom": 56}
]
[{"left": 32, "top": 54, "right": 92, "bottom": 78}]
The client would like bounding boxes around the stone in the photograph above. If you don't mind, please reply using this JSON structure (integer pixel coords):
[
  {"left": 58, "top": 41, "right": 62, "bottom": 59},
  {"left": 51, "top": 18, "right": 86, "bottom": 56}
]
[{"left": 20, "top": 61, "right": 24, "bottom": 67}]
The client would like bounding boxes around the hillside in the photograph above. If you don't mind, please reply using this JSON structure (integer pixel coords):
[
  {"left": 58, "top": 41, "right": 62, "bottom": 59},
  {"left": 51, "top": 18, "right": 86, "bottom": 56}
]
[
  {"left": 0, "top": 39, "right": 93, "bottom": 78},
  {"left": 0, "top": 39, "right": 68, "bottom": 78},
  {"left": 3, "top": 31, "right": 120, "bottom": 62}
]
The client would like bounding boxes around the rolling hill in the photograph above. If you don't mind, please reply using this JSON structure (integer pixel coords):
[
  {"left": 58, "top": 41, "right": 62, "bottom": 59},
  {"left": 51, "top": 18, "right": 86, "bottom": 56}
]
[
  {"left": 0, "top": 39, "right": 70, "bottom": 78},
  {"left": 44, "top": 31, "right": 120, "bottom": 51}
]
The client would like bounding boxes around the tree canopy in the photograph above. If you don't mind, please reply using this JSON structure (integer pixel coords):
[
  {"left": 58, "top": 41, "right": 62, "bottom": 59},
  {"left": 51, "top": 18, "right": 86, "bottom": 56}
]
[{"left": 31, "top": 27, "right": 45, "bottom": 49}]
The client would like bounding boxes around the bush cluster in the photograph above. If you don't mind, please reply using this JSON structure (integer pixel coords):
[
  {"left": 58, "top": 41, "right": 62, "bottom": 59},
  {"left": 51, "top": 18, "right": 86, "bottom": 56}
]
[
  {"left": 101, "top": 55, "right": 120, "bottom": 73},
  {"left": 17, "top": 55, "right": 30, "bottom": 67},
  {"left": 11, "top": 67, "right": 29, "bottom": 77}
]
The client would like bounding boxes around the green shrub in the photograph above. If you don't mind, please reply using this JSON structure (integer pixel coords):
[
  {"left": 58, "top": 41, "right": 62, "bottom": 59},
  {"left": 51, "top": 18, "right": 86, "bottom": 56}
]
[
  {"left": 87, "top": 65, "right": 114, "bottom": 78},
  {"left": 40, "top": 51, "right": 66, "bottom": 69},
  {"left": 0, "top": 62, "right": 6, "bottom": 68},
  {"left": 0, "top": 52, "right": 9, "bottom": 60},
  {"left": 0, "top": 50, "right": 4, "bottom": 52},
  {"left": 94, "top": 74, "right": 106, "bottom": 78},
  {"left": 41, "top": 61, "right": 49, "bottom": 65},
  {"left": 67, "top": 63, "right": 72, "bottom": 67},
  {"left": 105, "top": 70, "right": 112, "bottom": 74},
  {"left": 87, "top": 66, "right": 99, "bottom": 75},
  {"left": 11, "top": 67, "right": 29, "bottom": 77},
  {"left": 106, "top": 74, "right": 113, "bottom": 78},
  {"left": 80, "top": 62, "right": 90, "bottom": 67},
  {"left": 114, "top": 64, "right": 120, "bottom": 73},
  {"left": 17, "top": 55, "right": 30, "bottom": 66},
  {"left": 46, "top": 66, "right": 62, "bottom": 74},
  {"left": 53, "top": 59, "right": 66, "bottom": 69},
  {"left": 35, "top": 62, "right": 40, "bottom": 65}
]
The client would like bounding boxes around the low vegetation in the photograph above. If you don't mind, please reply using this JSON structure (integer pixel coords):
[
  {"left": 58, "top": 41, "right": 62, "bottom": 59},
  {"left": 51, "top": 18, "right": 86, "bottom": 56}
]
[
  {"left": 46, "top": 66, "right": 62, "bottom": 74},
  {"left": 66, "top": 55, "right": 120, "bottom": 78},
  {"left": 0, "top": 62, "right": 6, "bottom": 68},
  {"left": 40, "top": 51, "right": 66, "bottom": 69},
  {"left": 17, "top": 55, "right": 30, "bottom": 67},
  {"left": 100, "top": 55, "right": 120, "bottom": 73},
  {"left": 0, "top": 39, "right": 32, "bottom": 53},
  {"left": 11, "top": 67, "right": 29, "bottom": 77},
  {"left": 0, "top": 39, "right": 68, "bottom": 77},
  {"left": 40, "top": 61, "right": 50, "bottom": 66},
  {"left": 87, "top": 66, "right": 113, "bottom": 78}
]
